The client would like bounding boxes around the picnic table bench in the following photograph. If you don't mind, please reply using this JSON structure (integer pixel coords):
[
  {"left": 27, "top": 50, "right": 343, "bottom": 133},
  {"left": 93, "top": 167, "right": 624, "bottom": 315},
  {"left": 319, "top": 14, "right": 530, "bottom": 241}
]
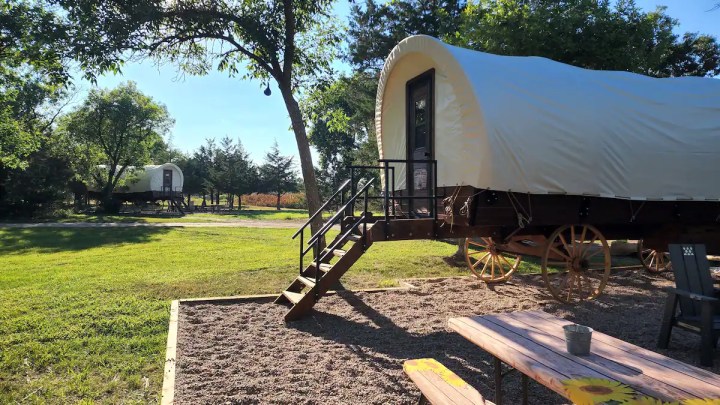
[
  {"left": 403, "top": 358, "right": 494, "bottom": 405},
  {"left": 449, "top": 310, "right": 720, "bottom": 405}
]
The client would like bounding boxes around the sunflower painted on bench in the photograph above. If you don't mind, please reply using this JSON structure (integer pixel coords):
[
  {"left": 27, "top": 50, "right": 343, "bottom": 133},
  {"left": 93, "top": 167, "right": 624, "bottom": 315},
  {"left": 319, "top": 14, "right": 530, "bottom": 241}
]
[{"left": 403, "top": 358, "right": 494, "bottom": 405}]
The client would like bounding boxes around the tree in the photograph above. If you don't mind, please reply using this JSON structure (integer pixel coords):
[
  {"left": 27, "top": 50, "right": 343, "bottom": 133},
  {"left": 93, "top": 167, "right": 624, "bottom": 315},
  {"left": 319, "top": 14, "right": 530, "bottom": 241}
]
[
  {"left": 174, "top": 153, "right": 204, "bottom": 206},
  {"left": 0, "top": 132, "right": 76, "bottom": 217},
  {"left": 216, "top": 137, "right": 256, "bottom": 209},
  {"left": 304, "top": 72, "right": 379, "bottom": 197},
  {"left": 62, "top": 82, "right": 173, "bottom": 212},
  {"left": 347, "top": 0, "right": 720, "bottom": 78},
  {"left": 347, "top": 0, "right": 466, "bottom": 72},
  {"left": 452, "top": 0, "right": 720, "bottom": 77},
  {"left": 0, "top": 1, "right": 72, "bottom": 170},
  {"left": 259, "top": 142, "right": 299, "bottom": 210},
  {"left": 57, "top": 0, "right": 341, "bottom": 233}
]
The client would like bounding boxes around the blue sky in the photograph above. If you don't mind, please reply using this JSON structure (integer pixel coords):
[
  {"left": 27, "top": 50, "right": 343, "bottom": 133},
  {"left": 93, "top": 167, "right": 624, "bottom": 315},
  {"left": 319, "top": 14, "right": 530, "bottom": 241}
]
[{"left": 73, "top": 0, "right": 720, "bottom": 165}]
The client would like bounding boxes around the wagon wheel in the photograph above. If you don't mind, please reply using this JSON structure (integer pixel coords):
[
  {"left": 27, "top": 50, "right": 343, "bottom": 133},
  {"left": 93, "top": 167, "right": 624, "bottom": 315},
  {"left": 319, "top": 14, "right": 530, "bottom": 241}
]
[
  {"left": 541, "top": 225, "right": 611, "bottom": 304},
  {"left": 465, "top": 237, "right": 522, "bottom": 283},
  {"left": 637, "top": 240, "right": 671, "bottom": 273}
]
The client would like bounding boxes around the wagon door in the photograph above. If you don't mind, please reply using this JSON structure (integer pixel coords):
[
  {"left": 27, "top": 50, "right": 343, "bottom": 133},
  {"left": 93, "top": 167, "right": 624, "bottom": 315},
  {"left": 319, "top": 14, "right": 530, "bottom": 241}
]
[
  {"left": 406, "top": 70, "right": 434, "bottom": 216},
  {"left": 163, "top": 169, "right": 173, "bottom": 197}
]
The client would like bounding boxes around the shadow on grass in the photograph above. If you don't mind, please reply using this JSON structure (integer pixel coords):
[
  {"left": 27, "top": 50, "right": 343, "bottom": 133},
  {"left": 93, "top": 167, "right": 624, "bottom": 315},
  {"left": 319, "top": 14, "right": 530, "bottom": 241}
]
[{"left": 0, "top": 227, "right": 172, "bottom": 253}]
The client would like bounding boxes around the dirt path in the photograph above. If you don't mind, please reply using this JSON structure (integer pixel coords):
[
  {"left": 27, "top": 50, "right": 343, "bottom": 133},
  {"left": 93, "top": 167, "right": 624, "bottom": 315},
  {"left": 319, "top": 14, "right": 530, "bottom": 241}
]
[{"left": 0, "top": 220, "right": 307, "bottom": 229}]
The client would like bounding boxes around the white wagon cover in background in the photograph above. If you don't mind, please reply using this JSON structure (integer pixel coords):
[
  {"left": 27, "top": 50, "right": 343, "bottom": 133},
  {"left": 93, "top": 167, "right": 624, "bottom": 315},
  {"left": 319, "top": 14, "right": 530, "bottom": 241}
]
[
  {"left": 88, "top": 163, "right": 184, "bottom": 193},
  {"left": 376, "top": 35, "right": 720, "bottom": 201}
]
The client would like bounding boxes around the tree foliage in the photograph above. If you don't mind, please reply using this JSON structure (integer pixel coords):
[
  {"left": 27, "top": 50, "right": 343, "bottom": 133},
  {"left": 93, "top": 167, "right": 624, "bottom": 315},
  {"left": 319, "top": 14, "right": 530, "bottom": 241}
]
[
  {"left": 62, "top": 82, "right": 173, "bottom": 211},
  {"left": 451, "top": 0, "right": 720, "bottom": 77},
  {"left": 347, "top": 0, "right": 465, "bottom": 72},
  {"left": 304, "top": 72, "right": 380, "bottom": 196},
  {"left": 347, "top": 0, "right": 720, "bottom": 78},
  {"left": 216, "top": 137, "right": 256, "bottom": 208},
  {"left": 0, "top": 1, "right": 72, "bottom": 169},
  {"left": 56, "top": 0, "right": 342, "bottom": 230},
  {"left": 259, "top": 141, "right": 299, "bottom": 210}
]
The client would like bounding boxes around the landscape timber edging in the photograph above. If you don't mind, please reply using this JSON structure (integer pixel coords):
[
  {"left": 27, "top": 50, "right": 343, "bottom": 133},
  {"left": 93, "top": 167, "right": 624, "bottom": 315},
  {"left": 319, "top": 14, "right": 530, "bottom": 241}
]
[
  {"left": 160, "top": 282, "right": 423, "bottom": 403},
  {"left": 161, "top": 300, "right": 179, "bottom": 405}
]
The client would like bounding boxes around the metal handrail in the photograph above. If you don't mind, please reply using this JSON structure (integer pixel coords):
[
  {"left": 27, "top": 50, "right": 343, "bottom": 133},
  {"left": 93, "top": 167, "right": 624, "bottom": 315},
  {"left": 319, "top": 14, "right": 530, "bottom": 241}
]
[
  {"left": 291, "top": 179, "right": 351, "bottom": 239},
  {"left": 304, "top": 178, "right": 376, "bottom": 251},
  {"left": 316, "top": 213, "right": 367, "bottom": 265}
]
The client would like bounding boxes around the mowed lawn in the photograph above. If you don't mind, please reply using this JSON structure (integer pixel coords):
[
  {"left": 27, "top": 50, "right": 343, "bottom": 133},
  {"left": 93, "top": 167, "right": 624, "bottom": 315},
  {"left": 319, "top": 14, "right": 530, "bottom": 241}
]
[{"left": 0, "top": 226, "right": 471, "bottom": 403}]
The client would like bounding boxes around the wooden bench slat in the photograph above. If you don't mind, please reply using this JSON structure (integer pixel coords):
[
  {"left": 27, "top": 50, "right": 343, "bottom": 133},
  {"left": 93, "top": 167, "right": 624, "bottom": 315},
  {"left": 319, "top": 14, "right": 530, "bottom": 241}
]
[
  {"left": 521, "top": 311, "right": 720, "bottom": 384},
  {"left": 506, "top": 311, "right": 720, "bottom": 399},
  {"left": 403, "top": 359, "right": 492, "bottom": 405},
  {"left": 483, "top": 313, "right": 698, "bottom": 400}
]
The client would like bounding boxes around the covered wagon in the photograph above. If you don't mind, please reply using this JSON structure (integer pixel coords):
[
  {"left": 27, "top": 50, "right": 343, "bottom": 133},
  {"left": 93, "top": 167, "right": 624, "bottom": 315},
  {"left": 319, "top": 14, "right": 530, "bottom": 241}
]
[
  {"left": 277, "top": 35, "right": 720, "bottom": 320},
  {"left": 88, "top": 162, "right": 184, "bottom": 204}
]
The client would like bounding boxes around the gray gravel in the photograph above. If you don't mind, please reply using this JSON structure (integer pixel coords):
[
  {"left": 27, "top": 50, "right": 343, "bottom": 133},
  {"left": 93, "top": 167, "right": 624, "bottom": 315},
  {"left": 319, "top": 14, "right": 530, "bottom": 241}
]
[{"left": 173, "top": 271, "right": 718, "bottom": 404}]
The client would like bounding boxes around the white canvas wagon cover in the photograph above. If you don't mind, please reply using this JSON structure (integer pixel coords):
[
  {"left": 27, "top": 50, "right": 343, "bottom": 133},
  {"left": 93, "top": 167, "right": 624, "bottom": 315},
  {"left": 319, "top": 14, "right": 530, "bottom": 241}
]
[
  {"left": 88, "top": 163, "right": 184, "bottom": 193},
  {"left": 376, "top": 35, "right": 720, "bottom": 201}
]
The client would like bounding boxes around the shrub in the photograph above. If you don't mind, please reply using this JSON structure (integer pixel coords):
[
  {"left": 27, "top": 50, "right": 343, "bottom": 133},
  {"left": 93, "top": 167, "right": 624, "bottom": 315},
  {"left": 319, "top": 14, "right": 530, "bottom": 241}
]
[{"left": 241, "top": 192, "right": 307, "bottom": 209}]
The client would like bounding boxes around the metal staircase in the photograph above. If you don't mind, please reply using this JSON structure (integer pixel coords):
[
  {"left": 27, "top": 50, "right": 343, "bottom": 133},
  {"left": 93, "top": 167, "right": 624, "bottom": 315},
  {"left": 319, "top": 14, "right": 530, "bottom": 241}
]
[
  {"left": 275, "top": 178, "right": 379, "bottom": 321},
  {"left": 275, "top": 158, "right": 442, "bottom": 321}
]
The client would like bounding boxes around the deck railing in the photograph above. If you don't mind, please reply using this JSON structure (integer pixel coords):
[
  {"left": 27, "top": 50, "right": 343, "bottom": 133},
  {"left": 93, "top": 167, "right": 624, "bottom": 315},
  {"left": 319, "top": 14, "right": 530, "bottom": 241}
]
[
  {"left": 292, "top": 178, "right": 374, "bottom": 280},
  {"left": 349, "top": 159, "right": 440, "bottom": 238}
]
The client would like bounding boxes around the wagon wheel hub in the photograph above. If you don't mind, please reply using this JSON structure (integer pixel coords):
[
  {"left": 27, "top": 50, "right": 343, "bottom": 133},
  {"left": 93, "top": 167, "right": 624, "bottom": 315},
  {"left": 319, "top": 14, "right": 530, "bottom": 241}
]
[{"left": 571, "top": 257, "right": 589, "bottom": 273}]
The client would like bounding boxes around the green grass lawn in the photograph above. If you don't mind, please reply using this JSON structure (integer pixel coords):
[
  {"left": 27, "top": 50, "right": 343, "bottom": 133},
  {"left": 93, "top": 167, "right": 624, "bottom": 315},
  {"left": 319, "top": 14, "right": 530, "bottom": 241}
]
[{"left": 0, "top": 227, "right": 483, "bottom": 403}]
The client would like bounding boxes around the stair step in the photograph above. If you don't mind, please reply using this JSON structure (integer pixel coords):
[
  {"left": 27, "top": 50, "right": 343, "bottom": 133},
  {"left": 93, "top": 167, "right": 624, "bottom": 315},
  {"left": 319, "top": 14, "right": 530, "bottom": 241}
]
[
  {"left": 309, "top": 262, "right": 333, "bottom": 272},
  {"left": 347, "top": 234, "right": 363, "bottom": 242},
  {"left": 297, "top": 276, "right": 316, "bottom": 288},
  {"left": 324, "top": 248, "right": 346, "bottom": 258},
  {"left": 282, "top": 291, "right": 305, "bottom": 305}
]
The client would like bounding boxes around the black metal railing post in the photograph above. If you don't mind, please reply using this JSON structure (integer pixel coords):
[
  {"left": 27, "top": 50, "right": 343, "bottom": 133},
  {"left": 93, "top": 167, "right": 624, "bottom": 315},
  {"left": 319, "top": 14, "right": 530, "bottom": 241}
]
[
  {"left": 299, "top": 231, "right": 304, "bottom": 275},
  {"left": 391, "top": 166, "right": 396, "bottom": 217},
  {"left": 339, "top": 187, "right": 345, "bottom": 233},
  {"left": 383, "top": 161, "right": 390, "bottom": 240},
  {"left": 314, "top": 237, "right": 321, "bottom": 298},
  {"left": 350, "top": 169, "right": 356, "bottom": 217},
  {"left": 433, "top": 160, "right": 438, "bottom": 221},
  {"left": 363, "top": 187, "right": 369, "bottom": 250}
]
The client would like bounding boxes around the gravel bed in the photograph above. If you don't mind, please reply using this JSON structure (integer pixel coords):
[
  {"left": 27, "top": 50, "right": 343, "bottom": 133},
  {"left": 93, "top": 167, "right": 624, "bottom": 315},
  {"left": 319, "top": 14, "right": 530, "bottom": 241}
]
[{"left": 173, "top": 270, "right": 719, "bottom": 404}]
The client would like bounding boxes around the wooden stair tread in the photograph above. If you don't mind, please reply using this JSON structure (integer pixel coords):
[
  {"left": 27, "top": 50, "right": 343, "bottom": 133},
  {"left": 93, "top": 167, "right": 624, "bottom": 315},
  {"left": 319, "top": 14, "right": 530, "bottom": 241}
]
[
  {"left": 323, "top": 248, "right": 346, "bottom": 258},
  {"left": 282, "top": 291, "right": 305, "bottom": 305},
  {"left": 297, "top": 276, "right": 316, "bottom": 287},
  {"left": 309, "top": 262, "right": 333, "bottom": 272},
  {"left": 347, "top": 234, "right": 362, "bottom": 242}
]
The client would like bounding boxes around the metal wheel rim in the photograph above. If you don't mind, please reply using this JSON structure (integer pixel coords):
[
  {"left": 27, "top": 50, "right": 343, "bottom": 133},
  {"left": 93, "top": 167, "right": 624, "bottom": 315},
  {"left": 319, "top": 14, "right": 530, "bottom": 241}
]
[
  {"left": 541, "top": 224, "right": 611, "bottom": 304},
  {"left": 465, "top": 237, "right": 521, "bottom": 283},
  {"left": 637, "top": 240, "right": 671, "bottom": 273}
]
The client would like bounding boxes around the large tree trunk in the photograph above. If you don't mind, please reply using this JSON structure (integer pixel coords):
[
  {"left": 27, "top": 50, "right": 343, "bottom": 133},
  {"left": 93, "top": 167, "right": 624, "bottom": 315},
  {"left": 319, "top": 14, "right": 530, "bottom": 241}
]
[
  {"left": 276, "top": 192, "right": 281, "bottom": 211},
  {"left": 228, "top": 194, "right": 234, "bottom": 209},
  {"left": 238, "top": 195, "right": 242, "bottom": 211},
  {"left": 279, "top": 85, "right": 323, "bottom": 235}
]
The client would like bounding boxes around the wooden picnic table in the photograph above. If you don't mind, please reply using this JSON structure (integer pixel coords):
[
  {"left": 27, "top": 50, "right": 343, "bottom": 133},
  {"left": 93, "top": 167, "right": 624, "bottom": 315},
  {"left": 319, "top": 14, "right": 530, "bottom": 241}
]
[{"left": 448, "top": 310, "right": 720, "bottom": 405}]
